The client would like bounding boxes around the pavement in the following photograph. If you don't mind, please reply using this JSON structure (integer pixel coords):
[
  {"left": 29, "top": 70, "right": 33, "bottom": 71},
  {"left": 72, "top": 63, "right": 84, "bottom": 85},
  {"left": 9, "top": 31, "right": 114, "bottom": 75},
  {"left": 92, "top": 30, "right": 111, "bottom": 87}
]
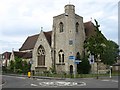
[{"left": 2, "top": 73, "right": 119, "bottom": 80}]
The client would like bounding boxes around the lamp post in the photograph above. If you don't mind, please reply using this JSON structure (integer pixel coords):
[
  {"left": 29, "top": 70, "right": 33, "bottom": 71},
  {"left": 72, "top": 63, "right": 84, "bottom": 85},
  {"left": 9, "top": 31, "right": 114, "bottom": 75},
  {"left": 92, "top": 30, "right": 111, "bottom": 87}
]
[
  {"left": 96, "top": 55, "right": 101, "bottom": 79},
  {"left": 109, "top": 66, "right": 113, "bottom": 79}
]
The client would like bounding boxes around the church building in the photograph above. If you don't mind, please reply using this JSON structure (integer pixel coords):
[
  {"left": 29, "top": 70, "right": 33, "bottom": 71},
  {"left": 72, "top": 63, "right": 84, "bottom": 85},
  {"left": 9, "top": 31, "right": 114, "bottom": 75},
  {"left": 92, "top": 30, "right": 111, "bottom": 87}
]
[{"left": 18, "top": 4, "right": 96, "bottom": 75}]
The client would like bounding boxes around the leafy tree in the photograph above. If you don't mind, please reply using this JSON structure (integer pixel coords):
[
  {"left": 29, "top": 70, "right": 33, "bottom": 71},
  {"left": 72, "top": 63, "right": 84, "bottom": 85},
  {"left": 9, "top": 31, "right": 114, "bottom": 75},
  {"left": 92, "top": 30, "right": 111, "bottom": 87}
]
[
  {"left": 84, "top": 19, "right": 119, "bottom": 66},
  {"left": 9, "top": 60, "right": 15, "bottom": 72},
  {"left": 84, "top": 19, "right": 106, "bottom": 63},
  {"left": 22, "top": 60, "right": 30, "bottom": 74},
  {"left": 77, "top": 56, "right": 91, "bottom": 74},
  {"left": 14, "top": 56, "right": 23, "bottom": 70},
  {"left": 101, "top": 40, "right": 119, "bottom": 65}
]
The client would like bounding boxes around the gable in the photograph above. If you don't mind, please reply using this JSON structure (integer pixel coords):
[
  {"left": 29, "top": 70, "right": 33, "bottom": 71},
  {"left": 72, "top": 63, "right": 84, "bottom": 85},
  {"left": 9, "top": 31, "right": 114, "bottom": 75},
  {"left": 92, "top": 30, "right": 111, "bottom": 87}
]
[{"left": 19, "top": 31, "right": 52, "bottom": 51}]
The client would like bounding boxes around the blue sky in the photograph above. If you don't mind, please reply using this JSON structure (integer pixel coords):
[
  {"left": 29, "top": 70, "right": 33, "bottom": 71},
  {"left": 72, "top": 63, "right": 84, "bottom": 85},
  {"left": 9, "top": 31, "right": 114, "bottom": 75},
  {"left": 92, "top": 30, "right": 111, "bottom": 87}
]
[{"left": 0, "top": 0, "right": 119, "bottom": 53}]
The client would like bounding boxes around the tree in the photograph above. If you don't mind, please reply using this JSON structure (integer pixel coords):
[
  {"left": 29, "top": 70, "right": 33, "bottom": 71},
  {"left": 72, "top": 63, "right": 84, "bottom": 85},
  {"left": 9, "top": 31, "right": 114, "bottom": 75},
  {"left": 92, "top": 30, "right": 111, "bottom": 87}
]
[
  {"left": 14, "top": 56, "right": 22, "bottom": 70},
  {"left": 9, "top": 60, "right": 15, "bottom": 72},
  {"left": 77, "top": 56, "right": 91, "bottom": 74},
  {"left": 22, "top": 60, "right": 30, "bottom": 74},
  {"left": 84, "top": 19, "right": 119, "bottom": 72},
  {"left": 101, "top": 40, "right": 119, "bottom": 65},
  {"left": 84, "top": 19, "right": 106, "bottom": 63}
]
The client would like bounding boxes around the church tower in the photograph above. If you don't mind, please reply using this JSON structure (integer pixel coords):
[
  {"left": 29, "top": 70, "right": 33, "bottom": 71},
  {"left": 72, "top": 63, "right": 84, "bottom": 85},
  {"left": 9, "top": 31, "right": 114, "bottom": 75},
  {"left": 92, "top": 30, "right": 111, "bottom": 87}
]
[{"left": 52, "top": 4, "right": 85, "bottom": 75}]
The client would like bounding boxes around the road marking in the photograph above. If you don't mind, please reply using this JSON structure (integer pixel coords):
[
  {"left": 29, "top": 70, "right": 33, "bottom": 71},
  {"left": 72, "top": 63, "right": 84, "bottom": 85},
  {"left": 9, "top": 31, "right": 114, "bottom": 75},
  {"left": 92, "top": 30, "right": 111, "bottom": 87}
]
[
  {"left": 101, "top": 80, "right": 110, "bottom": 81},
  {"left": 111, "top": 80, "right": 118, "bottom": 83},
  {"left": 31, "top": 84, "right": 38, "bottom": 87},
  {"left": 39, "top": 81, "right": 86, "bottom": 87},
  {"left": 16, "top": 77, "right": 26, "bottom": 79},
  {"left": 37, "top": 79, "right": 42, "bottom": 81},
  {"left": 101, "top": 79, "right": 118, "bottom": 83}
]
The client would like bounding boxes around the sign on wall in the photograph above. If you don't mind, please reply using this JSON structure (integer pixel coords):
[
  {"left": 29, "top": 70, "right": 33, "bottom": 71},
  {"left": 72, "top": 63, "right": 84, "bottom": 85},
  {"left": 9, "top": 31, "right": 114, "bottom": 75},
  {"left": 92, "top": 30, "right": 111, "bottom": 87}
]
[{"left": 69, "top": 56, "right": 75, "bottom": 60}]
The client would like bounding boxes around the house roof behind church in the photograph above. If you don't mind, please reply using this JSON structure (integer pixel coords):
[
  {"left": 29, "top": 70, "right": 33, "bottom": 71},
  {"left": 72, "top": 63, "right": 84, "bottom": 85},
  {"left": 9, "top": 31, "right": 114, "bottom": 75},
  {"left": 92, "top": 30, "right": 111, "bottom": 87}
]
[
  {"left": 19, "top": 31, "right": 52, "bottom": 51},
  {"left": 14, "top": 51, "right": 32, "bottom": 59},
  {"left": 2, "top": 52, "right": 11, "bottom": 60}
]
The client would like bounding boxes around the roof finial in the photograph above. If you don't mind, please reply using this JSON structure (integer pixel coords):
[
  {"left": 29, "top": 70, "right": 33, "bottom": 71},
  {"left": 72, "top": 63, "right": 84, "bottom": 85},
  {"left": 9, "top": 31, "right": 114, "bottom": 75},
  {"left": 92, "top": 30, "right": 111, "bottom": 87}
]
[
  {"left": 12, "top": 48, "right": 14, "bottom": 51},
  {"left": 41, "top": 27, "right": 43, "bottom": 32}
]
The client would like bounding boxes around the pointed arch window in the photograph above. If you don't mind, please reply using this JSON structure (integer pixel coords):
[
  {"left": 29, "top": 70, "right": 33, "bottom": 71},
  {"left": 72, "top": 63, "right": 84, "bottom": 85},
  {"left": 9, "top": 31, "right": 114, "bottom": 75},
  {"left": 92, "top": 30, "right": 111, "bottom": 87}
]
[
  {"left": 76, "top": 22, "right": 79, "bottom": 32},
  {"left": 59, "top": 22, "right": 64, "bottom": 32},
  {"left": 37, "top": 45, "right": 45, "bottom": 66},
  {"left": 76, "top": 52, "right": 81, "bottom": 60},
  {"left": 58, "top": 50, "right": 64, "bottom": 63}
]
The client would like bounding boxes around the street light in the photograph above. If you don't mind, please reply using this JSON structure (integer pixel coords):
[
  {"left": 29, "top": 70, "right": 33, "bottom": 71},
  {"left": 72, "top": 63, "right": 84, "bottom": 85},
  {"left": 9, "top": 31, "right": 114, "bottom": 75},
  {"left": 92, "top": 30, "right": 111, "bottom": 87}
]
[
  {"left": 109, "top": 66, "right": 113, "bottom": 79},
  {"left": 96, "top": 55, "right": 101, "bottom": 79}
]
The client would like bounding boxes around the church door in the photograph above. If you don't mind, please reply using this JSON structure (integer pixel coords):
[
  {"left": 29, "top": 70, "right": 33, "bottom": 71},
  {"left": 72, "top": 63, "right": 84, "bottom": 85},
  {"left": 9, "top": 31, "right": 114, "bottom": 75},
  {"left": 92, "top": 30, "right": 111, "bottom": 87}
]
[{"left": 70, "top": 65, "right": 73, "bottom": 74}]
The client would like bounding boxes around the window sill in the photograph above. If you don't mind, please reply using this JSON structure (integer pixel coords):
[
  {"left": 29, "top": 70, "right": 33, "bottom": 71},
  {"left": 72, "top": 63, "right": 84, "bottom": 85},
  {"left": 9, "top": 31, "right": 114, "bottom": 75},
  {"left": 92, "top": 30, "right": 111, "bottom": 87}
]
[
  {"left": 56, "top": 63, "right": 65, "bottom": 65},
  {"left": 35, "top": 66, "right": 47, "bottom": 68}
]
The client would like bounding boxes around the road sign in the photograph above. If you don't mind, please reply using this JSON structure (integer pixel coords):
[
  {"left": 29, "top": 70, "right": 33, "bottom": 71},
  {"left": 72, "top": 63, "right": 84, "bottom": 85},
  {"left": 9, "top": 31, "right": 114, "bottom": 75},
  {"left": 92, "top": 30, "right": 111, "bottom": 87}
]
[
  {"left": 69, "top": 56, "right": 75, "bottom": 60},
  {"left": 74, "top": 60, "right": 82, "bottom": 64}
]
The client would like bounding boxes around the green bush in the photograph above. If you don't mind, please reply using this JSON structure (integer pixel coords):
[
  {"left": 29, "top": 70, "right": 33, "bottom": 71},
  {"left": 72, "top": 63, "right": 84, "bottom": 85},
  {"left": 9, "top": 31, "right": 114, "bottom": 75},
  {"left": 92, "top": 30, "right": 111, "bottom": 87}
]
[{"left": 77, "top": 56, "right": 91, "bottom": 74}]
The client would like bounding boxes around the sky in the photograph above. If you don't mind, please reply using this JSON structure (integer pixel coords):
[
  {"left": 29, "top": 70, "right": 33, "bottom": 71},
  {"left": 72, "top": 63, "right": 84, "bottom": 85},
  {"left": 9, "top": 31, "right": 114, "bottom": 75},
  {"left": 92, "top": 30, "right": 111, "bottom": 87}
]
[{"left": 0, "top": 0, "right": 119, "bottom": 53}]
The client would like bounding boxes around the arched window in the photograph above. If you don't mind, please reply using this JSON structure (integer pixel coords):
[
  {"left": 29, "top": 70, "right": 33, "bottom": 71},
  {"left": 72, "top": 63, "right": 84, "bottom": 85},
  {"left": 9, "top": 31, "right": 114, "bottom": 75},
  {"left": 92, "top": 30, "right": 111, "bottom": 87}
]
[
  {"left": 76, "top": 52, "right": 81, "bottom": 60},
  {"left": 37, "top": 45, "right": 45, "bottom": 66},
  {"left": 76, "top": 22, "right": 79, "bottom": 32},
  {"left": 58, "top": 50, "right": 64, "bottom": 63},
  {"left": 59, "top": 22, "right": 63, "bottom": 32}
]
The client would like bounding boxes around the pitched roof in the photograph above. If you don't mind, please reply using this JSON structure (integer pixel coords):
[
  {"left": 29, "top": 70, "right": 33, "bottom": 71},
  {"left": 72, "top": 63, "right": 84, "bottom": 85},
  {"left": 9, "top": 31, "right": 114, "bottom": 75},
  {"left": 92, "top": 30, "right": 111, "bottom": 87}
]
[
  {"left": 43, "top": 31, "right": 52, "bottom": 46},
  {"left": 19, "top": 34, "right": 39, "bottom": 51},
  {"left": 14, "top": 51, "right": 32, "bottom": 59},
  {"left": 19, "top": 31, "right": 52, "bottom": 51},
  {"left": 2, "top": 52, "right": 11, "bottom": 60},
  {"left": 84, "top": 21, "right": 96, "bottom": 38}
]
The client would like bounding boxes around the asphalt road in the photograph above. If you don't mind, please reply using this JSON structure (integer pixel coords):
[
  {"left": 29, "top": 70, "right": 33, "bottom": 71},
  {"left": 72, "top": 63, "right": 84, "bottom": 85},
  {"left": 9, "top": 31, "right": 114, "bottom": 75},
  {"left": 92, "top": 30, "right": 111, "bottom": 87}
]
[{"left": 2, "top": 75, "right": 119, "bottom": 88}]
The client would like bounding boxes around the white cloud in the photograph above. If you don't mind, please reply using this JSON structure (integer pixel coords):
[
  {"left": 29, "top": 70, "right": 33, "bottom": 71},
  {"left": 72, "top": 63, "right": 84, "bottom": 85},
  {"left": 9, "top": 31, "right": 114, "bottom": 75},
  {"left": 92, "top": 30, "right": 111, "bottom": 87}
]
[{"left": 0, "top": 0, "right": 119, "bottom": 53}]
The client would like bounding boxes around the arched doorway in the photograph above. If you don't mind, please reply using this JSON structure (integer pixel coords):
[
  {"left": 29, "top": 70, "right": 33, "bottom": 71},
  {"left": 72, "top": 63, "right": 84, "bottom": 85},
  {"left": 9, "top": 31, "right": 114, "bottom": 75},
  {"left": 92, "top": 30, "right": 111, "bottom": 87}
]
[{"left": 70, "top": 65, "right": 73, "bottom": 74}]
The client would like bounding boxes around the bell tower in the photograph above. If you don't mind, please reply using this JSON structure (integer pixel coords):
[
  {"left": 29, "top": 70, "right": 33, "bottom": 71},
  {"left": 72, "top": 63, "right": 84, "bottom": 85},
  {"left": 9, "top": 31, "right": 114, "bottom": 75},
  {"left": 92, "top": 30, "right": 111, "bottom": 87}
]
[{"left": 52, "top": 4, "right": 85, "bottom": 75}]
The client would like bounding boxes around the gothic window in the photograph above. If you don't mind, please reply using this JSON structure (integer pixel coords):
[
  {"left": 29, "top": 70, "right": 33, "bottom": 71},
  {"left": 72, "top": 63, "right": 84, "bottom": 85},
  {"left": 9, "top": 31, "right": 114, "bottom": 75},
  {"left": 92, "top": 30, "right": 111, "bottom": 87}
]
[
  {"left": 76, "top": 52, "right": 81, "bottom": 60},
  {"left": 37, "top": 45, "right": 45, "bottom": 66},
  {"left": 59, "top": 54, "right": 61, "bottom": 62},
  {"left": 58, "top": 50, "right": 64, "bottom": 63},
  {"left": 59, "top": 22, "right": 63, "bottom": 32},
  {"left": 76, "top": 22, "right": 79, "bottom": 32}
]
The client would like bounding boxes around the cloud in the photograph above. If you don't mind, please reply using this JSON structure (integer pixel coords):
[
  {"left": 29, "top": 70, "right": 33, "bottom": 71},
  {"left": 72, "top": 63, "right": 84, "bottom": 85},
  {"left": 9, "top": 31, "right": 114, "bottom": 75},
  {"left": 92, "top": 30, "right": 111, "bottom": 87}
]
[{"left": 0, "top": 0, "right": 119, "bottom": 53}]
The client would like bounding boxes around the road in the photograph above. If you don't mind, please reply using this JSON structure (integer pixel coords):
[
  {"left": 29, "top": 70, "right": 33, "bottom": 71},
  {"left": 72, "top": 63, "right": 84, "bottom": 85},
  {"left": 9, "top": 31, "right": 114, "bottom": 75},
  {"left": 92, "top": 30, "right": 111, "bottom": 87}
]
[{"left": 2, "top": 75, "right": 119, "bottom": 88}]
